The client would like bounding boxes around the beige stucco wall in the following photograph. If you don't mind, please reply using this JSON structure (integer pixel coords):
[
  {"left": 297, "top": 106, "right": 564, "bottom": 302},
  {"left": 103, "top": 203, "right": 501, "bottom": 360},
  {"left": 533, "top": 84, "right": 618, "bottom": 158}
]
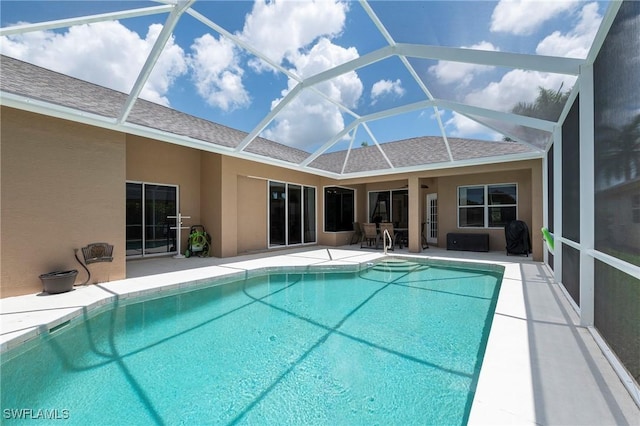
[
  {"left": 340, "top": 159, "right": 543, "bottom": 260},
  {"left": 200, "top": 152, "right": 222, "bottom": 257},
  {"left": 219, "top": 156, "right": 323, "bottom": 254},
  {"left": 1, "top": 104, "right": 543, "bottom": 298},
  {"left": 436, "top": 165, "right": 541, "bottom": 258},
  {"left": 1, "top": 107, "right": 126, "bottom": 297},
  {"left": 237, "top": 176, "right": 268, "bottom": 253}
]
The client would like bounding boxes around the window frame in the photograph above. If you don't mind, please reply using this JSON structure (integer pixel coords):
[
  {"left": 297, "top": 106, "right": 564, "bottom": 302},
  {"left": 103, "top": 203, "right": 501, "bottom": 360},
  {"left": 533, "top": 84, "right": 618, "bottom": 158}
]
[
  {"left": 367, "top": 189, "right": 409, "bottom": 226},
  {"left": 125, "top": 180, "right": 179, "bottom": 258},
  {"left": 268, "top": 180, "right": 317, "bottom": 247},
  {"left": 632, "top": 193, "right": 640, "bottom": 224},
  {"left": 323, "top": 185, "right": 356, "bottom": 233},
  {"left": 457, "top": 183, "right": 518, "bottom": 229}
]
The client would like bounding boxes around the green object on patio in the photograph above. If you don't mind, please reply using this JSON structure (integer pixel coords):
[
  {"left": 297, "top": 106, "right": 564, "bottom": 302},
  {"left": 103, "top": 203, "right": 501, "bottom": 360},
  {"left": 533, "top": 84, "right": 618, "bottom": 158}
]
[{"left": 541, "top": 227, "right": 555, "bottom": 254}]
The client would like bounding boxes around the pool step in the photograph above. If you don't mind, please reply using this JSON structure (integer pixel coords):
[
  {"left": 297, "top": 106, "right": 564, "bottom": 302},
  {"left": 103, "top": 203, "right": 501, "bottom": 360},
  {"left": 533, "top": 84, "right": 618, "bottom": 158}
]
[{"left": 369, "top": 262, "right": 418, "bottom": 273}]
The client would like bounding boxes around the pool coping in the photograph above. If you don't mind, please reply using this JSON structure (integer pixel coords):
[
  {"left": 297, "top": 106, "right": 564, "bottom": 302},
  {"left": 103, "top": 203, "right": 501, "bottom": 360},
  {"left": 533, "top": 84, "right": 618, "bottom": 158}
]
[
  {"left": 1, "top": 248, "right": 638, "bottom": 424},
  {"left": 0, "top": 250, "right": 504, "bottom": 355},
  {"left": 0, "top": 251, "right": 503, "bottom": 359}
]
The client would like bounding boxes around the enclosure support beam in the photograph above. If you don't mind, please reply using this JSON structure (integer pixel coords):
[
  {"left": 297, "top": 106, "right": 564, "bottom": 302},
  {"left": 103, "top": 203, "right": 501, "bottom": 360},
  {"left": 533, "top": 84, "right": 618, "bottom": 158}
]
[
  {"left": 553, "top": 125, "right": 563, "bottom": 290},
  {"left": 579, "top": 64, "right": 595, "bottom": 327}
]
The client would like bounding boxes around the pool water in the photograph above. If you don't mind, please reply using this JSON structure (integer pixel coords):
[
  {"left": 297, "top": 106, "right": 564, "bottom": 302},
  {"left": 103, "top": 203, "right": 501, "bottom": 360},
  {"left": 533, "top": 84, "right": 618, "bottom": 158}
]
[{"left": 1, "top": 259, "right": 502, "bottom": 425}]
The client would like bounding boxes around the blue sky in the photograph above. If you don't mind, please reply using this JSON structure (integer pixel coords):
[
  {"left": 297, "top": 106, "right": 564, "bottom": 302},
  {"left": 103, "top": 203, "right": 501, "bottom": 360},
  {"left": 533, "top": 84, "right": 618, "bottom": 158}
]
[{"left": 0, "top": 0, "right": 609, "bottom": 152}]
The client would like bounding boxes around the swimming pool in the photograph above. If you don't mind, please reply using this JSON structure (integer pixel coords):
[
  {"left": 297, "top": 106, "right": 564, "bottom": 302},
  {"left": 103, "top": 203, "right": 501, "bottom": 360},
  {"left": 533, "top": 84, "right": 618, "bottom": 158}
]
[{"left": 1, "top": 258, "right": 502, "bottom": 425}]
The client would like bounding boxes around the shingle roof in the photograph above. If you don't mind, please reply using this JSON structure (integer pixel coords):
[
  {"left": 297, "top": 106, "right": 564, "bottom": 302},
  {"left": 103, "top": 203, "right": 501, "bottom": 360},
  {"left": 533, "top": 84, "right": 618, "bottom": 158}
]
[
  {"left": 308, "top": 136, "right": 534, "bottom": 174},
  {"left": 0, "top": 55, "right": 537, "bottom": 175},
  {"left": 0, "top": 55, "right": 309, "bottom": 165},
  {"left": 1, "top": 54, "right": 124, "bottom": 118}
]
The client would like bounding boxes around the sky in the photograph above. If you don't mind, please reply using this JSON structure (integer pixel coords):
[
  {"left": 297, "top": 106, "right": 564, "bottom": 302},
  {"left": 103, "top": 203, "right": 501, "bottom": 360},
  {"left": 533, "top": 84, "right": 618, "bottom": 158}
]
[{"left": 0, "top": 0, "right": 609, "bottom": 153}]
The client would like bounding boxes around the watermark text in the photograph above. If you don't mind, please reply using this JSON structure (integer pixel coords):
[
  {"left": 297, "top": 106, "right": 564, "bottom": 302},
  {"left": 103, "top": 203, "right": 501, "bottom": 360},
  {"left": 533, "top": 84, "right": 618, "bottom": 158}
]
[{"left": 3, "top": 408, "right": 70, "bottom": 420}]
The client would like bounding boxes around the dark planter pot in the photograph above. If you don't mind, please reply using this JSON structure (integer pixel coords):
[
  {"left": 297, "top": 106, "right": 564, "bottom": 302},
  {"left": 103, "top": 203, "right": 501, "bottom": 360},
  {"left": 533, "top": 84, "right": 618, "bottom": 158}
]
[{"left": 39, "top": 270, "right": 77, "bottom": 294}]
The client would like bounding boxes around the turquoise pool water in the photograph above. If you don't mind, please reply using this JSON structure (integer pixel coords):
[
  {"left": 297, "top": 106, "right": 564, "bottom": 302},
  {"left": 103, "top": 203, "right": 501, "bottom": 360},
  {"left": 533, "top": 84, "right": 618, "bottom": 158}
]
[{"left": 1, "top": 259, "right": 502, "bottom": 425}]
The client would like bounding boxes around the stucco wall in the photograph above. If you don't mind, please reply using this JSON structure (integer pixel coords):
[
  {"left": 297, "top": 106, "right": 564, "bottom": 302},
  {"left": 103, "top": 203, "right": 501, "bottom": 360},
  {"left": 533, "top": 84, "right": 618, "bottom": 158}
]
[
  {"left": 237, "top": 176, "right": 268, "bottom": 253},
  {"left": 1, "top": 104, "right": 544, "bottom": 299},
  {"left": 1, "top": 107, "right": 126, "bottom": 297},
  {"left": 219, "top": 156, "right": 323, "bottom": 255},
  {"left": 200, "top": 152, "right": 222, "bottom": 257},
  {"left": 343, "top": 160, "right": 542, "bottom": 260},
  {"left": 436, "top": 163, "right": 541, "bottom": 259}
]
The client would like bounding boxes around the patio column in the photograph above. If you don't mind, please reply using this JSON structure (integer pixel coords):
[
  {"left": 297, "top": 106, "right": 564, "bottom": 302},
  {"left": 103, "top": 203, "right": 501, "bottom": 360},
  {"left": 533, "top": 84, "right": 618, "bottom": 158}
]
[{"left": 408, "top": 175, "right": 421, "bottom": 252}]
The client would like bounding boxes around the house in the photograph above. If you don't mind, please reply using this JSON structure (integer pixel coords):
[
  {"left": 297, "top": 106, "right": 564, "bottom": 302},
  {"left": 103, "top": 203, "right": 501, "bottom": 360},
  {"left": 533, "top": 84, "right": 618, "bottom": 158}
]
[
  {"left": 1, "top": 55, "right": 543, "bottom": 297},
  {"left": 1, "top": 0, "right": 639, "bottom": 409}
]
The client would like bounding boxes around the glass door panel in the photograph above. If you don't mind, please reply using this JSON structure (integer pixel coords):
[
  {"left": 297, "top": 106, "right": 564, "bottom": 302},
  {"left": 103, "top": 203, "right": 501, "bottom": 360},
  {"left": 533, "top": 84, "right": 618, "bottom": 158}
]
[
  {"left": 144, "top": 185, "right": 177, "bottom": 255},
  {"left": 269, "top": 182, "right": 286, "bottom": 246},
  {"left": 126, "top": 183, "right": 143, "bottom": 256},
  {"left": 426, "top": 193, "right": 438, "bottom": 245},
  {"left": 304, "top": 186, "right": 316, "bottom": 243},
  {"left": 369, "top": 191, "right": 390, "bottom": 223},
  {"left": 288, "top": 184, "right": 302, "bottom": 245},
  {"left": 392, "top": 190, "right": 409, "bottom": 227}
]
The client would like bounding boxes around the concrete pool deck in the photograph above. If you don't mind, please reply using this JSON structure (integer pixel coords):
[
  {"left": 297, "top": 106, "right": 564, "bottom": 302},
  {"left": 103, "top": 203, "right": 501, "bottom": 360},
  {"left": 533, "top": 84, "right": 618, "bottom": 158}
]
[{"left": 1, "top": 246, "right": 639, "bottom": 425}]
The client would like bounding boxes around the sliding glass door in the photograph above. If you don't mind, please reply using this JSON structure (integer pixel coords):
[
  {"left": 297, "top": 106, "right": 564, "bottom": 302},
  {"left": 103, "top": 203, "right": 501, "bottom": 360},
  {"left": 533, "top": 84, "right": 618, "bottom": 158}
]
[
  {"left": 269, "top": 181, "right": 316, "bottom": 247},
  {"left": 126, "top": 182, "right": 178, "bottom": 257}
]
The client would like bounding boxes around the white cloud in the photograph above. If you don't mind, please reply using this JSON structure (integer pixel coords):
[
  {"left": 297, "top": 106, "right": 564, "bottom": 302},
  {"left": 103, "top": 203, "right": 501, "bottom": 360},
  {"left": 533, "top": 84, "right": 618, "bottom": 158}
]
[
  {"left": 262, "top": 90, "right": 346, "bottom": 150},
  {"left": 240, "top": 0, "right": 348, "bottom": 72},
  {"left": 463, "top": 69, "right": 576, "bottom": 112},
  {"left": 443, "top": 69, "right": 575, "bottom": 140},
  {"left": 263, "top": 38, "right": 363, "bottom": 149},
  {"left": 536, "top": 2, "right": 602, "bottom": 58},
  {"left": 445, "top": 2, "right": 598, "bottom": 138},
  {"left": 291, "top": 38, "right": 362, "bottom": 108},
  {"left": 428, "top": 41, "right": 499, "bottom": 87},
  {"left": 428, "top": 109, "right": 445, "bottom": 120},
  {"left": 445, "top": 112, "right": 501, "bottom": 140},
  {"left": 189, "top": 34, "right": 250, "bottom": 111},
  {"left": 237, "top": 1, "right": 361, "bottom": 149},
  {"left": 490, "top": 0, "right": 579, "bottom": 35},
  {"left": 0, "top": 21, "right": 187, "bottom": 106},
  {"left": 370, "top": 79, "right": 405, "bottom": 105}
]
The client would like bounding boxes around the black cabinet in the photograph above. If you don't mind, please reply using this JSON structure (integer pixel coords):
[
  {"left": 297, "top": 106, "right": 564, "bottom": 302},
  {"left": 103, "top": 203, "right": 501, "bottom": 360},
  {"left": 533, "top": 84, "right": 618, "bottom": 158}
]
[{"left": 446, "top": 233, "right": 489, "bottom": 252}]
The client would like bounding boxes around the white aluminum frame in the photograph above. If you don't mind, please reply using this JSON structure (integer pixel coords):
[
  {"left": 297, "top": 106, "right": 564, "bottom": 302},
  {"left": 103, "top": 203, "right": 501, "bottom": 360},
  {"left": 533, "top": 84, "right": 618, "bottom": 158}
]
[
  {"left": 456, "top": 183, "right": 518, "bottom": 229},
  {"left": 0, "top": 0, "right": 579, "bottom": 178},
  {"left": 545, "top": 0, "right": 640, "bottom": 407},
  {"left": 267, "top": 180, "right": 318, "bottom": 249}
]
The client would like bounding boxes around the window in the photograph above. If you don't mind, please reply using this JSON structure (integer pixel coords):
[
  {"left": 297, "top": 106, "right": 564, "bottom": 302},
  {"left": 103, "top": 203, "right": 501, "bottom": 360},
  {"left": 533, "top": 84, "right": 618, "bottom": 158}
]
[
  {"left": 458, "top": 184, "right": 517, "bottom": 228},
  {"left": 269, "top": 181, "right": 316, "bottom": 246},
  {"left": 324, "top": 187, "right": 354, "bottom": 232}
]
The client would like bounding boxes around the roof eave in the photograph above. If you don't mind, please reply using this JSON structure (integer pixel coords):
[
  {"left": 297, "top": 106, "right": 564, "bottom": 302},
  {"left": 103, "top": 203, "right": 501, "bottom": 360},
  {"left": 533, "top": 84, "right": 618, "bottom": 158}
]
[
  {"left": 0, "top": 91, "right": 343, "bottom": 178},
  {"left": 1, "top": 91, "right": 544, "bottom": 181}
]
